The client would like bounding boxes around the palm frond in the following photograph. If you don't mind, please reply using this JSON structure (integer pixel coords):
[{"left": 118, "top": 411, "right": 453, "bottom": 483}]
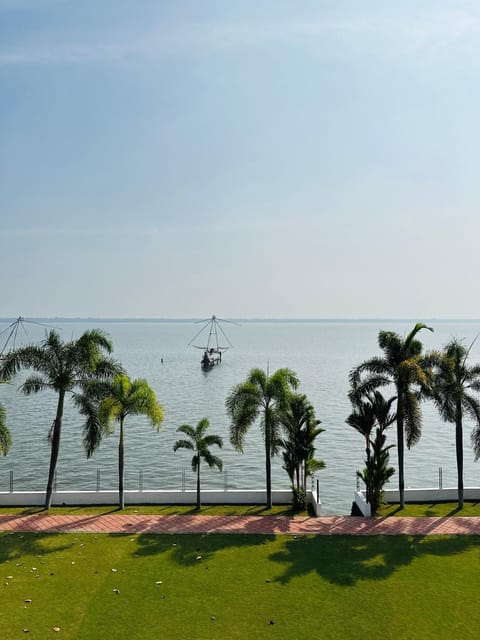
[
  {"left": 403, "top": 389, "right": 422, "bottom": 449},
  {"left": 21, "top": 375, "right": 50, "bottom": 395},
  {"left": 203, "top": 434, "right": 223, "bottom": 448},
  {"left": 226, "top": 382, "right": 261, "bottom": 451},
  {"left": 203, "top": 450, "right": 223, "bottom": 471},
  {"left": 173, "top": 439, "right": 194, "bottom": 452},
  {"left": 463, "top": 393, "right": 480, "bottom": 428},
  {"left": 176, "top": 424, "right": 196, "bottom": 439}
]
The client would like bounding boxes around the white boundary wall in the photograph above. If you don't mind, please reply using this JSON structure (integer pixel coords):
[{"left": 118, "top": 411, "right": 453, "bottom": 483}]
[
  {"left": 0, "top": 488, "right": 322, "bottom": 515},
  {"left": 0, "top": 489, "right": 292, "bottom": 507}
]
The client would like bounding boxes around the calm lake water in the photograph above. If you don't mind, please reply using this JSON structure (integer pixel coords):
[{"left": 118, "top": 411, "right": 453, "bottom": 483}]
[{"left": 2, "top": 318, "right": 480, "bottom": 514}]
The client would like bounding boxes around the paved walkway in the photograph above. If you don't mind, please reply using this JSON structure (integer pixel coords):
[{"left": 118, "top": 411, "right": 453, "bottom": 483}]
[{"left": 2, "top": 513, "right": 480, "bottom": 536}]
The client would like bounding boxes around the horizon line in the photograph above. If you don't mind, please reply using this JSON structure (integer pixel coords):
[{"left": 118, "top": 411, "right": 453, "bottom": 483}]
[{"left": 2, "top": 316, "right": 480, "bottom": 323}]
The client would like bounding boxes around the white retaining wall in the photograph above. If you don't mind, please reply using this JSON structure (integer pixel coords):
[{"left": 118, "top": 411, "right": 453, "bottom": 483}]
[
  {"left": 0, "top": 489, "right": 292, "bottom": 507},
  {"left": 310, "top": 486, "right": 322, "bottom": 516},
  {"left": 353, "top": 491, "right": 371, "bottom": 517},
  {"left": 0, "top": 488, "right": 323, "bottom": 515}
]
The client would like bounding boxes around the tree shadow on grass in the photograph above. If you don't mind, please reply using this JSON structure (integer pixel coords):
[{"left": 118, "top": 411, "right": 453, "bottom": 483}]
[
  {"left": 269, "top": 534, "right": 480, "bottom": 587},
  {"left": 0, "top": 531, "right": 74, "bottom": 563},
  {"left": 134, "top": 532, "right": 275, "bottom": 567}
]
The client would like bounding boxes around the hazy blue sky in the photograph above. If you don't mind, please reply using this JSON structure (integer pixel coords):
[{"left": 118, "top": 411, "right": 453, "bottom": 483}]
[{"left": 1, "top": 1, "right": 480, "bottom": 318}]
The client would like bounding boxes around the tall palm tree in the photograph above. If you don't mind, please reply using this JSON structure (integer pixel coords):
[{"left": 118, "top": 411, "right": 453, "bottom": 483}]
[
  {"left": 279, "top": 393, "right": 325, "bottom": 508},
  {"left": 0, "top": 402, "right": 12, "bottom": 456},
  {"left": 0, "top": 381, "right": 12, "bottom": 456},
  {"left": 173, "top": 417, "right": 223, "bottom": 510},
  {"left": 433, "top": 339, "right": 480, "bottom": 509},
  {"left": 226, "top": 367, "right": 299, "bottom": 509},
  {"left": 349, "top": 323, "right": 433, "bottom": 509},
  {"left": 92, "top": 374, "right": 164, "bottom": 509},
  {"left": 0, "top": 329, "right": 120, "bottom": 508}
]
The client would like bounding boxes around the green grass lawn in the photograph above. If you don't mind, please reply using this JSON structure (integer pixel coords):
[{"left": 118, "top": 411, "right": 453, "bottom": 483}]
[
  {"left": 0, "top": 503, "right": 306, "bottom": 517},
  {"left": 378, "top": 501, "right": 480, "bottom": 517},
  {"left": 2, "top": 531, "right": 480, "bottom": 639}
]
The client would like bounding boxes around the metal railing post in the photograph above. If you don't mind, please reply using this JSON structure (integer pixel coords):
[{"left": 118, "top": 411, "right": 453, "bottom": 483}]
[
  {"left": 439, "top": 466, "right": 443, "bottom": 490},
  {"left": 9, "top": 470, "right": 13, "bottom": 494},
  {"left": 317, "top": 478, "right": 320, "bottom": 505}
]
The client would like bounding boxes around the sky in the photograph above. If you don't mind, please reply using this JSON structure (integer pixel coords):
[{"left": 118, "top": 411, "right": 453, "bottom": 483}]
[{"left": 1, "top": 0, "right": 480, "bottom": 319}]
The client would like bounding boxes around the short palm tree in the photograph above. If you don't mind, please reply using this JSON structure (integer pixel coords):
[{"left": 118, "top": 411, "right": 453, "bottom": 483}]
[
  {"left": 433, "top": 339, "right": 480, "bottom": 509},
  {"left": 346, "top": 397, "right": 376, "bottom": 464},
  {"left": 347, "top": 390, "right": 396, "bottom": 513},
  {"left": 226, "top": 367, "right": 299, "bottom": 509},
  {"left": 279, "top": 393, "right": 325, "bottom": 509},
  {"left": 173, "top": 417, "right": 223, "bottom": 510},
  {"left": 0, "top": 329, "right": 120, "bottom": 508},
  {"left": 357, "top": 427, "right": 395, "bottom": 515},
  {"left": 349, "top": 323, "right": 433, "bottom": 508},
  {"left": 92, "top": 374, "right": 164, "bottom": 509}
]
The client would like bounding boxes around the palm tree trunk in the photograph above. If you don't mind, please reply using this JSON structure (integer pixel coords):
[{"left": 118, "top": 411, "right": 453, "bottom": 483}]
[
  {"left": 196, "top": 463, "right": 201, "bottom": 510},
  {"left": 455, "top": 404, "right": 464, "bottom": 510},
  {"left": 45, "top": 389, "right": 65, "bottom": 509},
  {"left": 396, "top": 393, "right": 405, "bottom": 509},
  {"left": 119, "top": 417, "right": 125, "bottom": 510},
  {"left": 265, "top": 427, "right": 272, "bottom": 509}
]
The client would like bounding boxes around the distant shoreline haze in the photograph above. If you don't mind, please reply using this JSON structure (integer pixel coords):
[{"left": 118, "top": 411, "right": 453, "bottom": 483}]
[{"left": 2, "top": 318, "right": 480, "bottom": 324}]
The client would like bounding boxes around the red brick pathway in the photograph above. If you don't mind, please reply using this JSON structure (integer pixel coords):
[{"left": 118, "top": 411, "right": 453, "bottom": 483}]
[{"left": 1, "top": 513, "right": 480, "bottom": 535}]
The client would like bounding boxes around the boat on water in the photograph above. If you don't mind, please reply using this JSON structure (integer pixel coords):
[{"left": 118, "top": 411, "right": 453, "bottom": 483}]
[{"left": 188, "top": 315, "right": 235, "bottom": 370}]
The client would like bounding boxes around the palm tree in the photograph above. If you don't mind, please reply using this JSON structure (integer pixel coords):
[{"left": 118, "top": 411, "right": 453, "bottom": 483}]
[
  {"left": 0, "top": 402, "right": 11, "bottom": 456},
  {"left": 357, "top": 427, "right": 395, "bottom": 515},
  {"left": 0, "top": 329, "right": 120, "bottom": 508},
  {"left": 347, "top": 390, "right": 396, "bottom": 513},
  {"left": 92, "top": 374, "right": 164, "bottom": 509},
  {"left": 279, "top": 393, "right": 325, "bottom": 509},
  {"left": 173, "top": 417, "right": 223, "bottom": 510},
  {"left": 433, "top": 339, "right": 480, "bottom": 509},
  {"left": 226, "top": 367, "right": 299, "bottom": 509},
  {"left": 349, "top": 323, "right": 433, "bottom": 509},
  {"left": 0, "top": 381, "right": 12, "bottom": 456},
  {"left": 346, "top": 397, "right": 376, "bottom": 465}
]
